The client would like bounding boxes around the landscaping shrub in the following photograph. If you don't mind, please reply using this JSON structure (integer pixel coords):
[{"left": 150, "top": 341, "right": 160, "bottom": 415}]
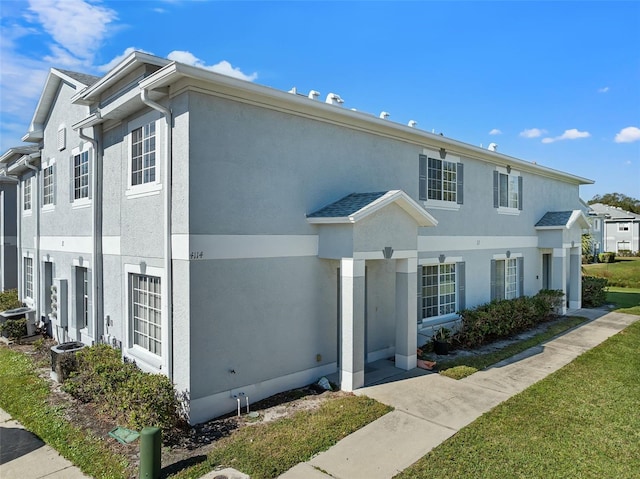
[
  {"left": 63, "top": 344, "right": 186, "bottom": 437},
  {"left": 598, "top": 252, "right": 616, "bottom": 263},
  {"left": 0, "top": 317, "right": 27, "bottom": 340},
  {"left": 582, "top": 276, "right": 608, "bottom": 307},
  {"left": 455, "top": 290, "right": 564, "bottom": 349},
  {"left": 0, "top": 289, "right": 21, "bottom": 311}
]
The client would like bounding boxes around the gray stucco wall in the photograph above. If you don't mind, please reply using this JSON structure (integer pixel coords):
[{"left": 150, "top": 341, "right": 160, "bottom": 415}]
[{"left": 1, "top": 183, "right": 18, "bottom": 291}]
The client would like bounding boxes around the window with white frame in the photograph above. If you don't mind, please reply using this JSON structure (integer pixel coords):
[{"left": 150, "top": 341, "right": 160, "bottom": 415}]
[
  {"left": 493, "top": 169, "right": 522, "bottom": 211},
  {"left": 618, "top": 223, "right": 630, "bottom": 232},
  {"left": 73, "top": 150, "right": 89, "bottom": 200},
  {"left": 131, "top": 122, "right": 156, "bottom": 186},
  {"left": 492, "top": 257, "right": 523, "bottom": 301},
  {"left": 130, "top": 274, "right": 162, "bottom": 356},
  {"left": 419, "top": 154, "right": 463, "bottom": 205},
  {"left": 419, "top": 262, "right": 465, "bottom": 323},
  {"left": 43, "top": 164, "right": 55, "bottom": 206},
  {"left": 23, "top": 178, "right": 31, "bottom": 211},
  {"left": 617, "top": 241, "right": 631, "bottom": 252},
  {"left": 76, "top": 267, "right": 89, "bottom": 329},
  {"left": 24, "top": 257, "right": 33, "bottom": 298}
]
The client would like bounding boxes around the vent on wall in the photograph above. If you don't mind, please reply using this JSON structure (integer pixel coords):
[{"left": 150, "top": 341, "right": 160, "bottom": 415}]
[{"left": 57, "top": 127, "right": 66, "bottom": 151}]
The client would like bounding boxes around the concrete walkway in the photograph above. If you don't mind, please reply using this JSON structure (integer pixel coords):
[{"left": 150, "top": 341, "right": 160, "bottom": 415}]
[
  {"left": 0, "top": 407, "right": 88, "bottom": 479},
  {"left": 279, "top": 309, "right": 638, "bottom": 479}
]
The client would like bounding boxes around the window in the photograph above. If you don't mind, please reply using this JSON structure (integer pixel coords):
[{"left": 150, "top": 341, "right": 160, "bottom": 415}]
[
  {"left": 419, "top": 154, "right": 463, "bottom": 204},
  {"left": 73, "top": 150, "right": 89, "bottom": 200},
  {"left": 131, "top": 122, "right": 156, "bottom": 186},
  {"left": 76, "top": 267, "right": 88, "bottom": 329},
  {"left": 24, "top": 257, "right": 33, "bottom": 298},
  {"left": 43, "top": 164, "right": 55, "bottom": 206},
  {"left": 131, "top": 274, "right": 162, "bottom": 356},
  {"left": 493, "top": 170, "right": 523, "bottom": 211},
  {"left": 419, "top": 262, "right": 465, "bottom": 322},
  {"left": 593, "top": 219, "right": 600, "bottom": 231},
  {"left": 617, "top": 241, "right": 631, "bottom": 252},
  {"left": 23, "top": 178, "right": 31, "bottom": 211},
  {"left": 491, "top": 257, "right": 524, "bottom": 301},
  {"left": 618, "top": 223, "right": 630, "bottom": 232}
]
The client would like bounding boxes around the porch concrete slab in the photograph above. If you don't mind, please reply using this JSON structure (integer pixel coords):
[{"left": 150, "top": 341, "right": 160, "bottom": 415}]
[
  {"left": 308, "top": 410, "right": 456, "bottom": 479},
  {"left": 278, "top": 462, "right": 332, "bottom": 479},
  {"left": 357, "top": 374, "right": 509, "bottom": 431}
]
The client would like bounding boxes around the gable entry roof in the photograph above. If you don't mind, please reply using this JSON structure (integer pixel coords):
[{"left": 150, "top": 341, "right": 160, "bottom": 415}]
[
  {"left": 307, "top": 190, "right": 438, "bottom": 227},
  {"left": 535, "top": 210, "right": 590, "bottom": 230}
]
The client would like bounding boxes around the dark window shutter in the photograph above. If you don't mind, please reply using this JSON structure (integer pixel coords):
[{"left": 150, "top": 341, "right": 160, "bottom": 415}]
[
  {"left": 69, "top": 154, "right": 74, "bottom": 202},
  {"left": 490, "top": 259, "right": 497, "bottom": 301},
  {"left": 457, "top": 262, "right": 466, "bottom": 311},
  {"left": 493, "top": 170, "right": 499, "bottom": 208},
  {"left": 518, "top": 176, "right": 523, "bottom": 210},
  {"left": 417, "top": 265, "right": 423, "bottom": 323},
  {"left": 518, "top": 256, "right": 524, "bottom": 297},
  {"left": 456, "top": 163, "right": 464, "bottom": 205},
  {"left": 419, "top": 155, "right": 427, "bottom": 201}
]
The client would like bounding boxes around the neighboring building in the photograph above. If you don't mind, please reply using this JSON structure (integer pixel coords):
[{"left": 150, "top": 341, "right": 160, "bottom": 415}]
[
  {"left": 0, "top": 149, "right": 26, "bottom": 291},
  {"left": 0, "top": 52, "right": 593, "bottom": 423},
  {"left": 588, "top": 203, "right": 640, "bottom": 254}
]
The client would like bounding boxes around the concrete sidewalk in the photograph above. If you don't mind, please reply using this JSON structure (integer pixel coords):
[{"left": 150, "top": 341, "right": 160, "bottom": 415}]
[
  {"left": 0, "top": 408, "right": 88, "bottom": 479},
  {"left": 279, "top": 309, "right": 638, "bottom": 479}
]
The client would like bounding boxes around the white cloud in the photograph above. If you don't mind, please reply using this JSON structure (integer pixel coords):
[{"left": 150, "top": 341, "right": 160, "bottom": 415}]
[
  {"left": 26, "top": 0, "right": 118, "bottom": 65},
  {"left": 541, "top": 128, "right": 591, "bottom": 144},
  {"left": 519, "top": 128, "right": 547, "bottom": 138},
  {"left": 598, "top": 86, "right": 609, "bottom": 93},
  {"left": 167, "top": 50, "right": 258, "bottom": 81},
  {"left": 614, "top": 126, "right": 640, "bottom": 143},
  {"left": 489, "top": 128, "right": 502, "bottom": 135}
]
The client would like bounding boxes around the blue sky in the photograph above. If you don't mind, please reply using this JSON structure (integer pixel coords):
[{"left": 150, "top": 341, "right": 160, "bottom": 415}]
[{"left": 1, "top": 0, "right": 638, "bottom": 200}]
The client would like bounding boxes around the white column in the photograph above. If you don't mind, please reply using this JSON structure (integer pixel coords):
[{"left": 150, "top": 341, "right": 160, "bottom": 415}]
[
  {"left": 340, "top": 258, "right": 365, "bottom": 392},
  {"left": 395, "top": 257, "right": 417, "bottom": 370}
]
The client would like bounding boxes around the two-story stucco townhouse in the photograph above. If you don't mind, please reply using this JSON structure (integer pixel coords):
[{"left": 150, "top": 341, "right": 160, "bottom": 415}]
[
  {"left": 588, "top": 203, "right": 640, "bottom": 254},
  {"left": 0, "top": 51, "right": 593, "bottom": 423}
]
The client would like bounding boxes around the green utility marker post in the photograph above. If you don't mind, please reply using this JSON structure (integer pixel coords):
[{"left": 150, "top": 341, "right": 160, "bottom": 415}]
[{"left": 139, "top": 427, "right": 161, "bottom": 479}]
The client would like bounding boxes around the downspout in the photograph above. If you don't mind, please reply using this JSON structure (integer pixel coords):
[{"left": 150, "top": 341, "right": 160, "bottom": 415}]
[
  {"left": 140, "top": 88, "right": 173, "bottom": 380},
  {"left": 25, "top": 155, "right": 40, "bottom": 316},
  {"left": 77, "top": 127, "right": 102, "bottom": 343}
]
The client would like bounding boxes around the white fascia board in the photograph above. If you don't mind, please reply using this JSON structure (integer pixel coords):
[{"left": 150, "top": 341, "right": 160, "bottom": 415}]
[
  {"left": 567, "top": 210, "right": 591, "bottom": 230},
  {"left": 72, "top": 112, "right": 103, "bottom": 130},
  {"left": 307, "top": 217, "right": 353, "bottom": 224},
  {"left": 350, "top": 190, "right": 438, "bottom": 227}
]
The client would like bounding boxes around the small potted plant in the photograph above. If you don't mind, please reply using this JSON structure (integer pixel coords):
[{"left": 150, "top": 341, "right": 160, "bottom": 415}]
[{"left": 432, "top": 327, "right": 451, "bottom": 355}]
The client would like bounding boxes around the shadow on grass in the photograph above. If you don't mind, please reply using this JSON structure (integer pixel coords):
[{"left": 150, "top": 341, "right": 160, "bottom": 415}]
[{"left": 161, "top": 455, "right": 208, "bottom": 478}]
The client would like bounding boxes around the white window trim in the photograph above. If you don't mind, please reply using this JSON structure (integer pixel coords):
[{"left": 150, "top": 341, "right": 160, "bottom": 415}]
[
  {"left": 42, "top": 158, "right": 56, "bottom": 212},
  {"left": 123, "top": 263, "right": 166, "bottom": 373},
  {"left": 23, "top": 254, "right": 34, "bottom": 307},
  {"left": 22, "top": 177, "right": 32, "bottom": 216},
  {"left": 421, "top": 149, "right": 461, "bottom": 211},
  {"left": 71, "top": 144, "right": 91, "bottom": 209},
  {"left": 72, "top": 258, "right": 92, "bottom": 335},
  {"left": 496, "top": 166, "right": 521, "bottom": 215},
  {"left": 418, "top": 256, "right": 463, "bottom": 326},
  {"left": 126, "top": 111, "right": 163, "bottom": 199}
]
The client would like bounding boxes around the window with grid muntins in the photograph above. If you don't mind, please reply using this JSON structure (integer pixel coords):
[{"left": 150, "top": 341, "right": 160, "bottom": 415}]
[
  {"left": 43, "top": 165, "right": 54, "bottom": 205},
  {"left": 131, "top": 122, "right": 156, "bottom": 186},
  {"left": 23, "top": 179, "right": 31, "bottom": 210},
  {"left": 498, "top": 173, "right": 519, "bottom": 209},
  {"left": 421, "top": 264, "right": 456, "bottom": 319},
  {"left": 131, "top": 274, "right": 161, "bottom": 355},
  {"left": 24, "top": 257, "right": 33, "bottom": 298},
  {"left": 505, "top": 258, "right": 518, "bottom": 299},
  {"left": 427, "top": 157, "right": 457, "bottom": 202},
  {"left": 74, "top": 151, "right": 89, "bottom": 199}
]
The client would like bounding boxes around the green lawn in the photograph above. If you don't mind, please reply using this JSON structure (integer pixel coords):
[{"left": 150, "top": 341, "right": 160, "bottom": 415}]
[
  {"left": 396, "top": 321, "right": 640, "bottom": 479},
  {"left": 607, "top": 287, "right": 640, "bottom": 315},
  {"left": 583, "top": 257, "right": 640, "bottom": 288}
]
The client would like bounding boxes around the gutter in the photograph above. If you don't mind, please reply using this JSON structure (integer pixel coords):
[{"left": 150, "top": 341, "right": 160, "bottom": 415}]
[
  {"left": 24, "top": 154, "right": 40, "bottom": 315},
  {"left": 140, "top": 88, "right": 174, "bottom": 379},
  {"left": 77, "top": 127, "right": 103, "bottom": 343}
]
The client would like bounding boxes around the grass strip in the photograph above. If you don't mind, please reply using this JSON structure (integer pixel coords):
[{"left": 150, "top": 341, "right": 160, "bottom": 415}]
[
  {"left": 397, "top": 320, "right": 640, "bottom": 479},
  {"left": 607, "top": 287, "right": 640, "bottom": 315},
  {"left": 171, "top": 395, "right": 392, "bottom": 479},
  {"left": 436, "top": 315, "right": 588, "bottom": 378},
  {"left": 0, "top": 347, "right": 130, "bottom": 478}
]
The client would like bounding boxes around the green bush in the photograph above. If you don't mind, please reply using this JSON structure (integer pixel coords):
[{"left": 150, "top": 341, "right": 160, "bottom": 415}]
[
  {"left": 63, "top": 344, "right": 186, "bottom": 438},
  {"left": 0, "top": 289, "right": 21, "bottom": 312},
  {"left": 582, "top": 276, "right": 608, "bottom": 307},
  {"left": 0, "top": 318, "right": 27, "bottom": 340},
  {"left": 455, "top": 290, "right": 564, "bottom": 349},
  {"left": 598, "top": 252, "right": 616, "bottom": 263}
]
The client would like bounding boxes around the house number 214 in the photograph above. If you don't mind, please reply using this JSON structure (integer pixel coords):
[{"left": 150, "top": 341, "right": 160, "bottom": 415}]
[{"left": 190, "top": 251, "right": 204, "bottom": 260}]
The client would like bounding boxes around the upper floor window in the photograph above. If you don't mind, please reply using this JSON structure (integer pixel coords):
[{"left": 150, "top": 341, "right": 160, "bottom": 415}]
[
  {"left": 493, "top": 168, "right": 523, "bottom": 212},
  {"left": 593, "top": 219, "right": 600, "bottom": 231},
  {"left": 131, "top": 122, "right": 156, "bottom": 186},
  {"left": 73, "top": 150, "right": 89, "bottom": 200},
  {"left": 419, "top": 153, "right": 463, "bottom": 206},
  {"left": 491, "top": 257, "right": 524, "bottom": 301},
  {"left": 43, "top": 163, "right": 55, "bottom": 206},
  {"left": 23, "top": 178, "right": 32, "bottom": 211},
  {"left": 419, "top": 261, "right": 466, "bottom": 323},
  {"left": 618, "top": 223, "right": 630, "bottom": 232}
]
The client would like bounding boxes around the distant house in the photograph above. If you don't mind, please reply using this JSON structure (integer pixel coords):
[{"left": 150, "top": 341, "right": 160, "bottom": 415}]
[
  {"left": 0, "top": 51, "right": 594, "bottom": 424},
  {"left": 588, "top": 203, "right": 640, "bottom": 254}
]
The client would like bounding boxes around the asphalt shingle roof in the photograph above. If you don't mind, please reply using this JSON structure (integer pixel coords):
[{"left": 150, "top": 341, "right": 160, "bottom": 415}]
[
  {"left": 57, "top": 69, "right": 101, "bottom": 87},
  {"left": 535, "top": 211, "right": 574, "bottom": 227},
  {"left": 307, "top": 192, "right": 389, "bottom": 218}
]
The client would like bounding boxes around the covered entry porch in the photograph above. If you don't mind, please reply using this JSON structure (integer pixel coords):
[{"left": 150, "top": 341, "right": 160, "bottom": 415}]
[{"left": 307, "top": 190, "right": 438, "bottom": 391}]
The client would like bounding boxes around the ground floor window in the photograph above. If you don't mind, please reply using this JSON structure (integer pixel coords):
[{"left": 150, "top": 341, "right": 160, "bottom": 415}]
[
  {"left": 24, "top": 257, "right": 33, "bottom": 298},
  {"left": 131, "top": 274, "right": 162, "bottom": 356},
  {"left": 617, "top": 241, "right": 631, "bottom": 253},
  {"left": 420, "top": 262, "right": 465, "bottom": 322},
  {"left": 75, "top": 267, "right": 88, "bottom": 329},
  {"left": 492, "top": 257, "right": 523, "bottom": 301}
]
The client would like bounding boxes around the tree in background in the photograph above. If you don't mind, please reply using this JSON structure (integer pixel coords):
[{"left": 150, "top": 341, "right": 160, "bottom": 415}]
[{"left": 588, "top": 193, "right": 640, "bottom": 214}]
